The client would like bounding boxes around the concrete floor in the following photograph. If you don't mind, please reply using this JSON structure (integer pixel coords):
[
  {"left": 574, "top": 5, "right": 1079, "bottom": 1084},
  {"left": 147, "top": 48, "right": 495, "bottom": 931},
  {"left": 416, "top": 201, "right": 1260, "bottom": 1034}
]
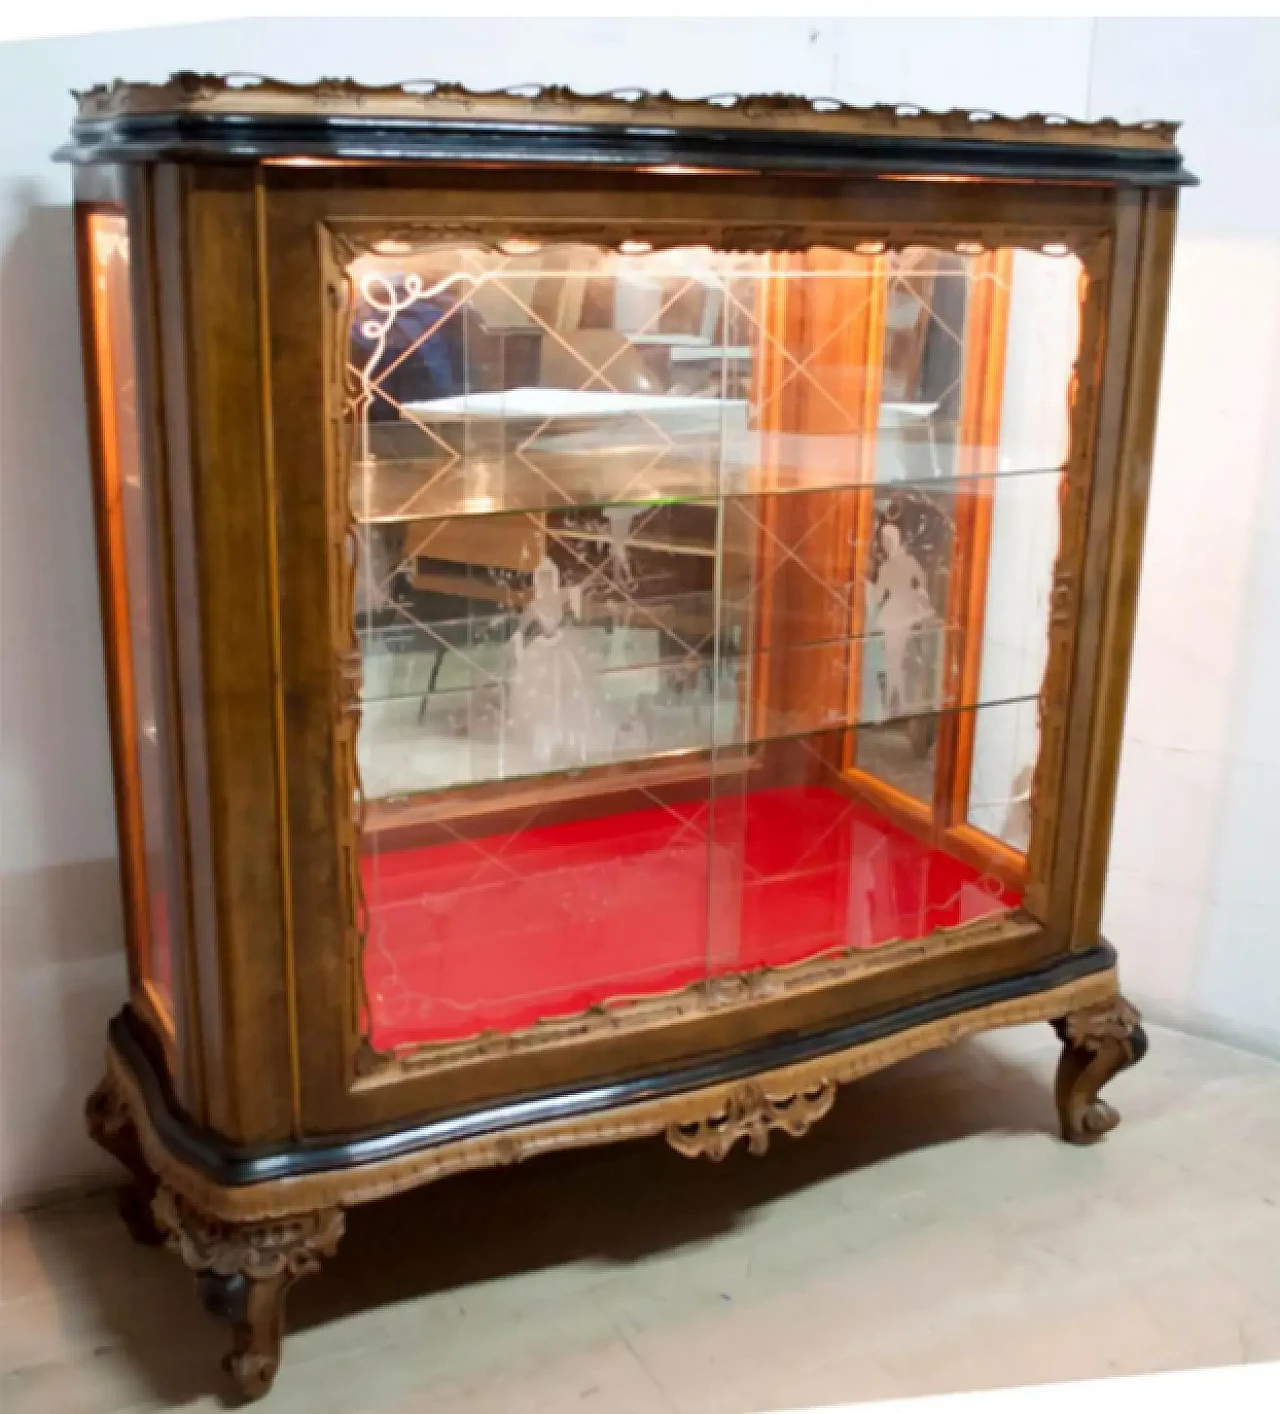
[{"left": 2, "top": 1023, "right": 1277, "bottom": 1414}]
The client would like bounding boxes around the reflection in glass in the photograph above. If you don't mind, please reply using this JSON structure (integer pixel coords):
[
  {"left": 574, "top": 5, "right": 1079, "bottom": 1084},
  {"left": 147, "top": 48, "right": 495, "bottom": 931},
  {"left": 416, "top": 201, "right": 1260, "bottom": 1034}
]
[
  {"left": 345, "top": 240, "right": 1082, "bottom": 1052},
  {"left": 964, "top": 250, "right": 1082, "bottom": 848},
  {"left": 87, "top": 211, "right": 179, "bottom": 1015}
]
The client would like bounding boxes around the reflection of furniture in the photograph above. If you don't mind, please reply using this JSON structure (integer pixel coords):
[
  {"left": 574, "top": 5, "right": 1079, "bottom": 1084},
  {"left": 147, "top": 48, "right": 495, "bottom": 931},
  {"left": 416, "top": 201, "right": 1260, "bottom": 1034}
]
[
  {"left": 68, "top": 77, "right": 1187, "bottom": 1403},
  {"left": 385, "top": 490, "right": 723, "bottom": 723},
  {"left": 359, "top": 573, "right": 524, "bottom": 716},
  {"left": 401, "top": 498, "right": 721, "bottom": 721},
  {"left": 404, "top": 513, "right": 543, "bottom": 578},
  {"left": 397, "top": 517, "right": 541, "bottom": 718},
  {"left": 352, "top": 293, "right": 543, "bottom": 417},
  {"left": 404, "top": 386, "right": 747, "bottom": 440},
  {"left": 353, "top": 389, "right": 749, "bottom": 721},
  {"left": 670, "top": 343, "right": 751, "bottom": 361},
  {"left": 405, "top": 581, "right": 527, "bottom": 721},
  {"left": 618, "top": 275, "right": 723, "bottom": 340},
  {"left": 539, "top": 328, "right": 660, "bottom": 394},
  {"left": 485, "top": 327, "right": 543, "bottom": 389}
]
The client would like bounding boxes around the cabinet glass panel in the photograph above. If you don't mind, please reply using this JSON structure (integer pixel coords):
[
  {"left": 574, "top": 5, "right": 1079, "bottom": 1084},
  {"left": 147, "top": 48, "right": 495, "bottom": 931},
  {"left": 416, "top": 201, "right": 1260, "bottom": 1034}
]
[
  {"left": 85, "top": 211, "right": 179, "bottom": 1017},
  {"left": 346, "top": 240, "right": 1082, "bottom": 1053}
]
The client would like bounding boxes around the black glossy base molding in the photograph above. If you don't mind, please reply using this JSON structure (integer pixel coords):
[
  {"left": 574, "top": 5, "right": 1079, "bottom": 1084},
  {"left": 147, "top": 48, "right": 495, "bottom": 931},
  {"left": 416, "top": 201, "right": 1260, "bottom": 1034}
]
[{"left": 113, "top": 941, "right": 1120, "bottom": 1190}]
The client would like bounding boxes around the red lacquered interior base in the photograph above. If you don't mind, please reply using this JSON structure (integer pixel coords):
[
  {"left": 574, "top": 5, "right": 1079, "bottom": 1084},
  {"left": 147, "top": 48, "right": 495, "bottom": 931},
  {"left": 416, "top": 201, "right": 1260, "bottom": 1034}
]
[{"left": 362, "top": 784, "right": 1020, "bottom": 1051}]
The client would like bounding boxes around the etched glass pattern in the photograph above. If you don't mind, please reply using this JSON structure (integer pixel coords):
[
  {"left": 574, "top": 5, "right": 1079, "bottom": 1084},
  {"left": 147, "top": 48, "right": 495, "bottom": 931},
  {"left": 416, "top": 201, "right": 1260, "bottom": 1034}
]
[{"left": 341, "top": 240, "right": 1082, "bottom": 1051}]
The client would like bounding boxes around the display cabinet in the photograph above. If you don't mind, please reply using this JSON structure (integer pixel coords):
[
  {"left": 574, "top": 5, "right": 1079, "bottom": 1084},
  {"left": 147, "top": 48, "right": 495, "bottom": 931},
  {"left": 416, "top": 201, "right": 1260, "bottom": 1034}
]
[{"left": 62, "top": 76, "right": 1191, "bottom": 1399}]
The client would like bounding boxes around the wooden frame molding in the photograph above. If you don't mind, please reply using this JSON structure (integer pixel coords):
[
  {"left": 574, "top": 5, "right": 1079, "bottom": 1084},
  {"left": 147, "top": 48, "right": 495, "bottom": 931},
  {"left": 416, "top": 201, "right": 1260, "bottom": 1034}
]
[
  {"left": 94, "top": 955, "right": 1127, "bottom": 1226},
  {"left": 352, "top": 911, "right": 1042, "bottom": 1082},
  {"left": 319, "top": 216, "right": 1110, "bottom": 1087}
]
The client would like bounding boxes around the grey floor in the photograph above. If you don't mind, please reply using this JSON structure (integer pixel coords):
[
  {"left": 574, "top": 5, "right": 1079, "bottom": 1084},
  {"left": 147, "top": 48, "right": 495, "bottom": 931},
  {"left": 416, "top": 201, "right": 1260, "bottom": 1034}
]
[{"left": 3, "top": 1023, "right": 1277, "bottom": 1414}]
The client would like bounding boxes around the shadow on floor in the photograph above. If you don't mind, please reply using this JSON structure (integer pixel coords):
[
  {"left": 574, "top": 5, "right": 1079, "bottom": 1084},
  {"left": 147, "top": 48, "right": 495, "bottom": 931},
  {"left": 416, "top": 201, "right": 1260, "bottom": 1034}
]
[{"left": 22, "top": 1034, "right": 1062, "bottom": 1407}]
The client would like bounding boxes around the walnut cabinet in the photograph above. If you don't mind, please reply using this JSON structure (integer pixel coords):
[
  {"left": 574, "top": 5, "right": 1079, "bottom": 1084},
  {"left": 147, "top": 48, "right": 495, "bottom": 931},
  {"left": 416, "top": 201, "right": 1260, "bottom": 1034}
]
[{"left": 61, "top": 75, "right": 1191, "bottom": 1399}]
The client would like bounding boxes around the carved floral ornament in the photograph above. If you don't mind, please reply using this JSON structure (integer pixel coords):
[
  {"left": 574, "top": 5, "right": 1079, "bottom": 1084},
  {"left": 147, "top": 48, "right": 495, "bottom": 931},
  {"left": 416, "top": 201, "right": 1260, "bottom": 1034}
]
[
  {"left": 1060, "top": 996, "right": 1143, "bottom": 1050},
  {"left": 666, "top": 1081, "right": 838, "bottom": 1160},
  {"left": 153, "top": 1187, "right": 346, "bottom": 1282},
  {"left": 71, "top": 73, "right": 1179, "bottom": 152}
]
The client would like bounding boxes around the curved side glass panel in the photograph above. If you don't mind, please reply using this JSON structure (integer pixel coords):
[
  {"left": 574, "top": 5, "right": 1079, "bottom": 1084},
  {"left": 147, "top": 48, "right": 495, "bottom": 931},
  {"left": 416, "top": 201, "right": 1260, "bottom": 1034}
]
[{"left": 85, "top": 210, "right": 181, "bottom": 1023}]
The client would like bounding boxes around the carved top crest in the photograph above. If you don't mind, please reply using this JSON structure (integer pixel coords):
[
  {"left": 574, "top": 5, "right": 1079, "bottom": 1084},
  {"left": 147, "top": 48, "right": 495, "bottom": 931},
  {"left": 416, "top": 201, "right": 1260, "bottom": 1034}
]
[{"left": 71, "top": 73, "right": 1180, "bottom": 152}]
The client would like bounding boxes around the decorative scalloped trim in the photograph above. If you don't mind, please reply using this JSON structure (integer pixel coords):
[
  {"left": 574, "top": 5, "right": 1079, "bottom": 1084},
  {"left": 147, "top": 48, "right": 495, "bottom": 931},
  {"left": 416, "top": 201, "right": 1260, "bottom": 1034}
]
[
  {"left": 329, "top": 220, "right": 1106, "bottom": 262},
  {"left": 71, "top": 73, "right": 1179, "bottom": 151},
  {"left": 358, "top": 909, "right": 1038, "bottom": 1081}
]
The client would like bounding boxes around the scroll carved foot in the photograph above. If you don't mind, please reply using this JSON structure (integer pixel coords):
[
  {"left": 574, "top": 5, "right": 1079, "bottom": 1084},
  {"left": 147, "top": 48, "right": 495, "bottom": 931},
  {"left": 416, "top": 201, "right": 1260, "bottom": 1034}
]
[
  {"left": 85, "top": 1073, "right": 165, "bottom": 1246},
  {"left": 1051, "top": 996, "right": 1147, "bottom": 1145},
  {"left": 152, "top": 1187, "right": 345, "bottom": 1402},
  {"left": 666, "top": 1079, "right": 837, "bottom": 1161}
]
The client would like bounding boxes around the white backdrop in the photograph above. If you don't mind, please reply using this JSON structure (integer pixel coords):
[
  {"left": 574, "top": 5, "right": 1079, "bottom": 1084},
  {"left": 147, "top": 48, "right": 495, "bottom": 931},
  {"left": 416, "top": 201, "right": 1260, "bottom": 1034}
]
[{"left": 1, "top": 17, "right": 1276, "bottom": 1206}]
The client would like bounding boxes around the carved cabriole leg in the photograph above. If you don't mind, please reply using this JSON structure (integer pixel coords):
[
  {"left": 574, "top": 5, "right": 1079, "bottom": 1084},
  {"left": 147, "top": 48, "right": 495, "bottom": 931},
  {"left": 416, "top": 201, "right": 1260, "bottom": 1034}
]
[
  {"left": 84, "top": 1072, "right": 165, "bottom": 1246},
  {"left": 1051, "top": 996, "right": 1148, "bottom": 1144},
  {"left": 151, "top": 1187, "right": 345, "bottom": 1402},
  {"left": 666, "top": 1079, "right": 838, "bottom": 1160}
]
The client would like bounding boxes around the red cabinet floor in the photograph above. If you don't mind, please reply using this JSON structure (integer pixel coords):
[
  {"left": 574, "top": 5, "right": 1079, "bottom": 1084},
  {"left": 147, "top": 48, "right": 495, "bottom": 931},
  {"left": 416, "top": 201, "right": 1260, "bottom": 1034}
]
[{"left": 362, "top": 785, "right": 1020, "bottom": 1051}]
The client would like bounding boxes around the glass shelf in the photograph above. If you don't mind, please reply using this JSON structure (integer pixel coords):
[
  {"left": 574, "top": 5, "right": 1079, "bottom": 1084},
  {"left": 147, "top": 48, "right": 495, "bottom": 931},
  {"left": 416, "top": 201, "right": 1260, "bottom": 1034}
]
[
  {"left": 358, "top": 694, "right": 1039, "bottom": 806},
  {"left": 356, "top": 613, "right": 1041, "bottom": 800},
  {"left": 358, "top": 607, "right": 1047, "bottom": 713},
  {"left": 354, "top": 465, "right": 1063, "bottom": 799},
  {"left": 350, "top": 414, "right": 1062, "bottom": 526}
]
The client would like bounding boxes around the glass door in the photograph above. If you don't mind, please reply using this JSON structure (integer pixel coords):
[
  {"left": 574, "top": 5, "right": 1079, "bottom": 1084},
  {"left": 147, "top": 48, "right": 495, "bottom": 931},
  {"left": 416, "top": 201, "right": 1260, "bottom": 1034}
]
[{"left": 338, "top": 235, "right": 1082, "bottom": 1057}]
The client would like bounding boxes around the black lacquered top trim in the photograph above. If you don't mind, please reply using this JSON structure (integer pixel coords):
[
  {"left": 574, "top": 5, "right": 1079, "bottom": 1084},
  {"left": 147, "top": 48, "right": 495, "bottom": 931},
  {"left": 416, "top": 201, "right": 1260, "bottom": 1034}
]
[{"left": 57, "top": 113, "right": 1196, "bottom": 187}]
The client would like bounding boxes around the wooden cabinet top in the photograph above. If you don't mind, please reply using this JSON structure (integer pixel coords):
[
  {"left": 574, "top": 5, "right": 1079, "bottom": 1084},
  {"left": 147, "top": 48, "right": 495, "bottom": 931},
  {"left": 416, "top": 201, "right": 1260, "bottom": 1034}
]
[{"left": 60, "top": 73, "right": 1194, "bottom": 186}]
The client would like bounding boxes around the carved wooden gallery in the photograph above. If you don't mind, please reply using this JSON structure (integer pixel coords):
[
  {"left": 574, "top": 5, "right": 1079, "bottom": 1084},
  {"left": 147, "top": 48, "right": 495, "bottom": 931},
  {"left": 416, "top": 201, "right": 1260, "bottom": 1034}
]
[{"left": 61, "top": 75, "right": 1191, "bottom": 1398}]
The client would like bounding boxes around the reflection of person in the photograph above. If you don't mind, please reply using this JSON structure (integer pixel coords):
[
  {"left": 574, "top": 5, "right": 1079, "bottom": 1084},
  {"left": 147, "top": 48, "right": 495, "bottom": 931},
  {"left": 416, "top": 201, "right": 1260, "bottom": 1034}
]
[
  {"left": 603, "top": 506, "right": 639, "bottom": 587},
  {"left": 867, "top": 523, "right": 933, "bottom": 718},
  {"left": 1003, "top": 763, "right": 1035, "bottom": 851},
  {"left": 507, "top": 558, "right": 606, "bottom": 769},
  {"left": 350, "top": 275, "right": 464, "bottom": 421}
]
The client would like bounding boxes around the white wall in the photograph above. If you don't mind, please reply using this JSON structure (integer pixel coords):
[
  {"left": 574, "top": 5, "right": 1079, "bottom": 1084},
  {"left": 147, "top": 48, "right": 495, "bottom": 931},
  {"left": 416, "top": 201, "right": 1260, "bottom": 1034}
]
[
  {"left": 1090, "top": 20, "right": 1280, "bottom": 1059},
  {"left": 1, "top": 17, "right": 1276, "bottom": 1206}
]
